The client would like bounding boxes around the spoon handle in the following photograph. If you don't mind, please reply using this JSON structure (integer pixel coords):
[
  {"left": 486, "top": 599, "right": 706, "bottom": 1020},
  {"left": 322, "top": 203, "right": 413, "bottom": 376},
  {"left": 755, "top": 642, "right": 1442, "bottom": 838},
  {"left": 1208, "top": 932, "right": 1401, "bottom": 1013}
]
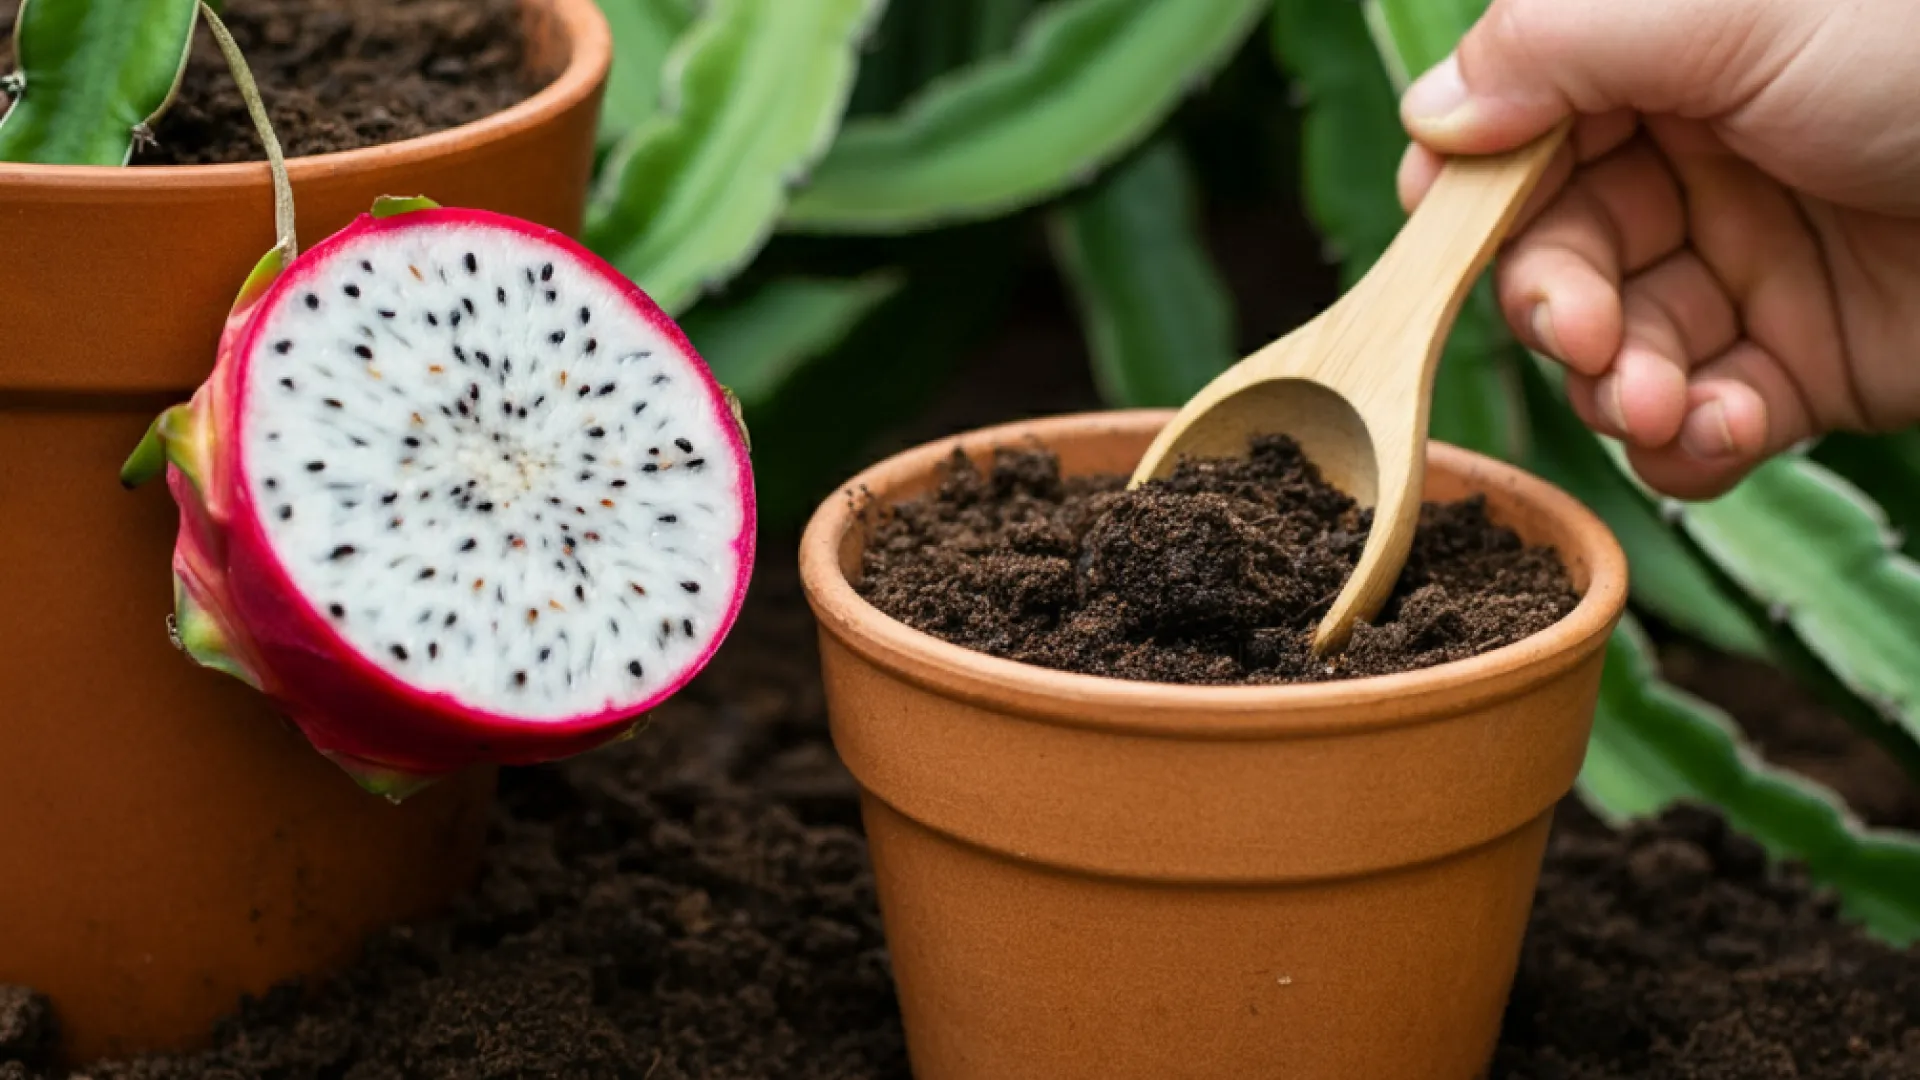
[
  {"left": 1360, "top": 120, "right": 1572, "bottom": 336},
  {"left": 1305, "top": 121, "right": 1573, "bottom": 654}
]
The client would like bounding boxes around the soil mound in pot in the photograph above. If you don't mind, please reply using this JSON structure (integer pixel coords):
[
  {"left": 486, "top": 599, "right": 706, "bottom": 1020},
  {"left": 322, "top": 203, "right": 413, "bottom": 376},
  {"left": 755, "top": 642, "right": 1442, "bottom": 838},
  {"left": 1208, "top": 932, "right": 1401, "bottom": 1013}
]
[
  {"left": 0, "top": 0, "right": 544, "bottom": 165},
  {"left": 857, "top": 434, "right": 1579, "bottom": 683}
]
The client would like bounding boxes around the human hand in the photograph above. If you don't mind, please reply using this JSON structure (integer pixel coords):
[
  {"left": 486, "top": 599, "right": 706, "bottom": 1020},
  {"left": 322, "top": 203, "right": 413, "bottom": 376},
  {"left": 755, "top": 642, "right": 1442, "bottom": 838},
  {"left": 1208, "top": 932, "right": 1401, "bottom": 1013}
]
[{"left": 1396, "top": 0, "right": 1920, "bottom": 498}]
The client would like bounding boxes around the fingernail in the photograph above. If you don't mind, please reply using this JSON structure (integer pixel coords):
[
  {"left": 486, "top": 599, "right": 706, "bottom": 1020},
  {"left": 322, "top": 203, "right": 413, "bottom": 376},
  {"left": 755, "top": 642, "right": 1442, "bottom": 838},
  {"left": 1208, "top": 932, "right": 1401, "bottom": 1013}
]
[
  {"left": 1680, "top": 400, "right": 1737, "bottom": 459},
  {"left": 1529, "top": 301, "right": 1562, "bottom": 358},
  {"left": 1597, "top": 375, "right": 1628, "bottom": 435},
  {"left": 1403, "top": 55, "right": 1471, "bottom": 128}
]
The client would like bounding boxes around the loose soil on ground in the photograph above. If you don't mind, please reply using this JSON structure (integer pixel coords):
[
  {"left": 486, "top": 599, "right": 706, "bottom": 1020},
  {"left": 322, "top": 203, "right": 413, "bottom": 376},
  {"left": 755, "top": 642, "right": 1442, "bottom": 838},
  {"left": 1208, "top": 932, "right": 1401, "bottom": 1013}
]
[
  {"left": 1, "top": 557, "right": 1916, "bottom": 1079},
  {"left": 0, "top": 0, "right": 543, "bottom": 165},
  {"left": 859, "top": 434, "right": 1577, "bottom": 683}
]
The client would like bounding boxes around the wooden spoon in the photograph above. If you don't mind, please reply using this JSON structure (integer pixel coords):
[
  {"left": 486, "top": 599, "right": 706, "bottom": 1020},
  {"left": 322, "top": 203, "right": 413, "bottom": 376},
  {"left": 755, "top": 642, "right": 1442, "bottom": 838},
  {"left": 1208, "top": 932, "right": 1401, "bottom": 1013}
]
[{"left": 1128, "top": 122, "right": 1571, "bottom": 656}]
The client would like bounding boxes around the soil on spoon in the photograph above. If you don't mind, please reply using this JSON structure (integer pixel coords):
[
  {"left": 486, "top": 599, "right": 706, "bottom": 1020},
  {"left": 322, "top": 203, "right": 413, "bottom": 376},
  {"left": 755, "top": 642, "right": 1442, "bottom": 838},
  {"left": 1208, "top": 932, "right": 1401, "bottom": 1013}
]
[
  {"left": 858, "top": 434, "right": 1579, "bottom": 684},
  {"left": 0, "top": 0, "right": 544, "bottom": 165}
]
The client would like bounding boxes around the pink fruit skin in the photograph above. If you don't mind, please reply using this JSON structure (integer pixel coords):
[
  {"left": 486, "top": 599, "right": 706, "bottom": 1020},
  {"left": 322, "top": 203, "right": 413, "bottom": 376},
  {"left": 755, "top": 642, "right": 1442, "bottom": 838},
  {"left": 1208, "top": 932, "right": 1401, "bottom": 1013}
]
[{"left": 166, "top": 208, "right": 756, "bottom": 789}]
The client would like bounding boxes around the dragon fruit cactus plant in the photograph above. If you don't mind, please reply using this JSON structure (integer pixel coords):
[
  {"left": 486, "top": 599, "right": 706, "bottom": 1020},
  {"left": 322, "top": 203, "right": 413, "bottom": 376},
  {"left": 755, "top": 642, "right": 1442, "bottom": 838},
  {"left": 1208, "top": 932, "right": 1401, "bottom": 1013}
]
[{"left": 122, "top": 194, "right": 756, "bottom": 799}]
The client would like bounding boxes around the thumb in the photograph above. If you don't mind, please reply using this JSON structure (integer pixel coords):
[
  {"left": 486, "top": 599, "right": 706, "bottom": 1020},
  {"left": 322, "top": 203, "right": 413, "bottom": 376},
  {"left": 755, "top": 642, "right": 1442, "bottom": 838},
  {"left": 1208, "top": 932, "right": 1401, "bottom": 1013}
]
[{"left": 1400, "top": 0, "right": 1807, "bottom": 154}]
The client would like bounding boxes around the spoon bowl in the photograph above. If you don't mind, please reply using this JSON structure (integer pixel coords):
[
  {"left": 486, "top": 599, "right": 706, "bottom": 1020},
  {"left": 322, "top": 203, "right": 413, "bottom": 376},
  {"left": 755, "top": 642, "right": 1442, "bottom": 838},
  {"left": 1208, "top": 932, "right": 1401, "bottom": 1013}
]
[{"left": 1130, "top": 123, "right": 1571, "bottom": 655}]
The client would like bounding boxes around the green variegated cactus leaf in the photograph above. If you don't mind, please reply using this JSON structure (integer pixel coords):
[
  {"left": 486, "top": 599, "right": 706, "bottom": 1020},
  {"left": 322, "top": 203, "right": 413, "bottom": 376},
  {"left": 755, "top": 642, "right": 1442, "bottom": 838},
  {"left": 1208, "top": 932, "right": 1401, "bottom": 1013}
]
[
  {"left": 783, "top": 0, "right": 1268, "bottom": 234},
  {"left": 593, "top": 0, "right": 695, "bottom": 150},
  {"left": 1362, "top": 0, "right": 1487, "bottom": 81},
  {"left": 1648, "top": 451, "right": 1920, "bottom": 761},
  {"left": 584, "top": 0, "right": 887, "bottom": 315},
  {"left": 0, "top": 0, "right": 201, "bottom": 164},
  {"left": 1813, "top": 429, "right": 1920, "bottom": 562},
  {"left": 1581, "top": 617, "right": 1920, "bottom": 944},
  {"left": 683, "top": 272, "right": 903, "bottom": 413},
  {"left": 1046, "top": 137, "right": 1236, "bottom": 408}
]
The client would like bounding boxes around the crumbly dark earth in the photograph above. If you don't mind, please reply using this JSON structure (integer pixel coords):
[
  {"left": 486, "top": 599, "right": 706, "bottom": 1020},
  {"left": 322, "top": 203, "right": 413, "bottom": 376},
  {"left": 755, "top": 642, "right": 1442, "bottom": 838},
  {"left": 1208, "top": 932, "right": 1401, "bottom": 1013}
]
[
  {"left": 1, "top": 560, "right": 1915, "bottom": 1080},
  {"left": 0, "top": 0, "right": 543, "bottom": 165},
  {"left": 1497, "top": 802, "right": 1920, "bottom": 1080},
  {"left": 857, "top": 434, "right": 1580, "bottom": 684}
]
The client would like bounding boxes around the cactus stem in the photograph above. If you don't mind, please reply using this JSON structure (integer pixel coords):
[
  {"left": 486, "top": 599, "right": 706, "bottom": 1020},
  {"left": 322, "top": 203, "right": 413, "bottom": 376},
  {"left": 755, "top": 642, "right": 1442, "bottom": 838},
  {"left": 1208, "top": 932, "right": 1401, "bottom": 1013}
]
[{"left": 198, "top": 2, "right": 297, "bottom": 262}]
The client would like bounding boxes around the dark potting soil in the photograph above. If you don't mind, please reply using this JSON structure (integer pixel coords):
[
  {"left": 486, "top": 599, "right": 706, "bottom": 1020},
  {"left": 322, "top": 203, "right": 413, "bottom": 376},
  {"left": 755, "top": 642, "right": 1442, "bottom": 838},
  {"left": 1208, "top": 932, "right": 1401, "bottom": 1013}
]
[
  {"left": 1497, "top": 803, "right": 1920, "bottom": 1079},
  {"left": 0, "top": 565, "right": 1916, "bottom": 1079},
  {"left": 0, "top": 0, "right": 543, "bottom": 166},
  {"left": 858, "top": 435, "right": 1579, "bottom": 684}
]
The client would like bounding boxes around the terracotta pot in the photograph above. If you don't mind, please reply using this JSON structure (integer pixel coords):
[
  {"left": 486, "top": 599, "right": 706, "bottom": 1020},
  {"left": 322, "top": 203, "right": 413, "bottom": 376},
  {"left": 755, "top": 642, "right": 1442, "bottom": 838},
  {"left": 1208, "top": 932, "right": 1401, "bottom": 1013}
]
[
  {"left": 800, "top": 410, "right": 1629, "bottom": 1080},
  {"left": 0, "top": 0, "right": 609, "bottom": 1063}
]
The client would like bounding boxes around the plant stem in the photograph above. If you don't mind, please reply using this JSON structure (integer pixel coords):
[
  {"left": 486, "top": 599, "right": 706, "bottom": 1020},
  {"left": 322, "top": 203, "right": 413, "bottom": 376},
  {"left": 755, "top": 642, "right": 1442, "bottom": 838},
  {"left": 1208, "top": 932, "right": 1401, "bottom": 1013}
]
[{"left": 197, "top": 1, "right": 296, "bottom": 261}]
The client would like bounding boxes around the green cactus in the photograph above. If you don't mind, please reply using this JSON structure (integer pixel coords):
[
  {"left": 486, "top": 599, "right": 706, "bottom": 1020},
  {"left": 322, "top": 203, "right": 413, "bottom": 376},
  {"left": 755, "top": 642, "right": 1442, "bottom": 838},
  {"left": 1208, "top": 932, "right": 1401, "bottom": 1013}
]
[
  {"left": 592, "top": 0, "right": 695, "bottom": 151},
  {"left": 1812, "top": 430, "right": 1920, "bottom": 562},
  {"left": 584, "top": 0, "right": 887, "bottom": 316},
  {"left": 573, "top": 0, "right": 1270, "bottom": 522},
  {"left": 844, "top": 0, "right": 1036, "bottom": 117},
  {"left": 781, "top": 0, "right": 1268, "bottom": 234},
  {"left": 1046, "top": 136, "right": 1236, "bottom": 408},
  {"left": 0, "top": 0, "right": 203, "bottom": 164},
  {"left": 1611, "top": 440, "right": 1920, "bottom": 758},
  {"left": 683, "top": 272, "right": 903, "bottom": 413},
  {"left": 1585, "top": 617, "right": 1920, "bottom": 944}
]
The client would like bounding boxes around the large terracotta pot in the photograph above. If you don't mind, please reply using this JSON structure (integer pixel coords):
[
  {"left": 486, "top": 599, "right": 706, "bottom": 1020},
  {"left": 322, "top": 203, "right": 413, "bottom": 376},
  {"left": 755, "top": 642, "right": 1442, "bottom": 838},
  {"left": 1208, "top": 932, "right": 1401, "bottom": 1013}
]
[
  {"left": 799, "top": 410, "right": 1629, "bottom": 1080},
  {"left": 0, "top": 0, "right": 609, "bottom": 1063}
]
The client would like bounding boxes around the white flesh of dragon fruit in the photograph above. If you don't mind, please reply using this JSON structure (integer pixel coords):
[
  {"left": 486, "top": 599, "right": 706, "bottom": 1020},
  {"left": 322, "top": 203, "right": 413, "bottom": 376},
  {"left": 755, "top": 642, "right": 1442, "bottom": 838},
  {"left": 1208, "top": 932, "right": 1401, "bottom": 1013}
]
[{"left": 240, "top": 215, "right": 750, "bottom": 721}]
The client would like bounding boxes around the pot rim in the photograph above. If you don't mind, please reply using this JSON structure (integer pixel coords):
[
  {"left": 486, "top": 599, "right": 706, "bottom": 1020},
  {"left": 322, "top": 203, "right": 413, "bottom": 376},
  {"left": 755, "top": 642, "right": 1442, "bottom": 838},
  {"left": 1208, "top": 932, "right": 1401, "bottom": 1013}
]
[
  {"left": 800, "top": 409, "right": 1630, "bottom": 740},
  {"left": 0, "top": 0, "right": 609, "bottom": 189}
]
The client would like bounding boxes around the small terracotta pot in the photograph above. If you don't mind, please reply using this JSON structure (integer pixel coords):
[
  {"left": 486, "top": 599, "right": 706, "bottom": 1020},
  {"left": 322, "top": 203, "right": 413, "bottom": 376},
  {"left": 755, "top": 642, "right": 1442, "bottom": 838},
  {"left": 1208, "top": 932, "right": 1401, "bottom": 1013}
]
[
  {"left": 0, "top": 0, "right": 608, "bottom": 1064},
  {"left": 800, "top": 410, "right": 1628, "bottom": 1080}
]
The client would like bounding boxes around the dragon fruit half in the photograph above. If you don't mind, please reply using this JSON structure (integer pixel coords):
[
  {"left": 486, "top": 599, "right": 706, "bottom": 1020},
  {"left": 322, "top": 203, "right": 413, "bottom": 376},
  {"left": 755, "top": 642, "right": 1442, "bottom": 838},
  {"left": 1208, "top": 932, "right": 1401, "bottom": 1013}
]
[{"left": 123, "top": 197, "right": 755, "bottom": 799}]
